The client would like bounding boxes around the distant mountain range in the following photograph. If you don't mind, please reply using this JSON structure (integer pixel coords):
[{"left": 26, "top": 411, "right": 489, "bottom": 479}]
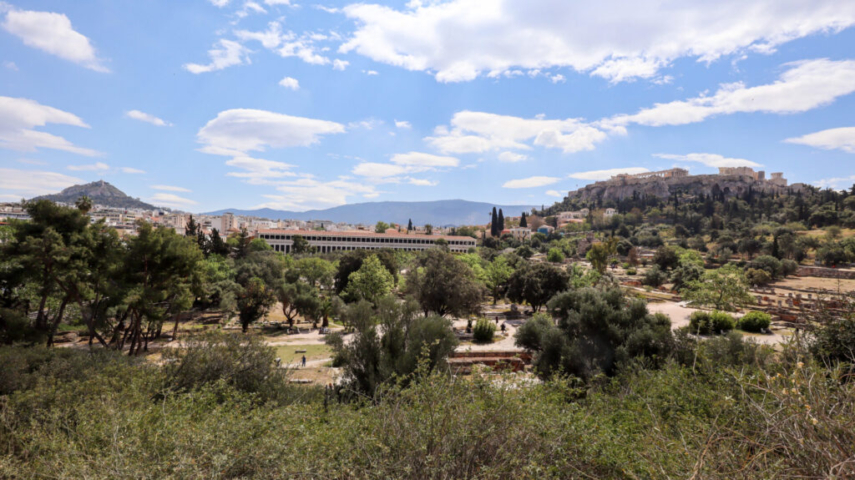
[
  {"left": 32, "top": 180, "right": 158, "bottom": 211},
  {"left": 206, "top": 200, "right": 537, "bottom": 226}
]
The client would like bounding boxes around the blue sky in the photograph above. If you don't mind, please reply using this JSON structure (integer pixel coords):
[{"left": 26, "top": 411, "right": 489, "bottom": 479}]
[{"left": 2, "top": 0, "right": 855, "bottom": 212}]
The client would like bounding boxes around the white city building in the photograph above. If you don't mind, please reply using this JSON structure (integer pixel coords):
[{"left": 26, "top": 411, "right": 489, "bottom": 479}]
[{"left": 257, "top": 230, "right": 476, "bottom": 254}]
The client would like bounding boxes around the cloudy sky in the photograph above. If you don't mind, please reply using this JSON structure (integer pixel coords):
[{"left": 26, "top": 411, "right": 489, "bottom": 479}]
[{"left": 2, "top": 0, "right": 855, "bottom": 211}]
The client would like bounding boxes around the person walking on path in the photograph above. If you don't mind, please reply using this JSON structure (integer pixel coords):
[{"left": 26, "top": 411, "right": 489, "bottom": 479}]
[{"left": 301, "top": 355, "right": 307, "bottom": 368}]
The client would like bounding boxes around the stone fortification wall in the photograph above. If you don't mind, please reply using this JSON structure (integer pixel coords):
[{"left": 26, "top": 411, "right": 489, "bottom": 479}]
[{"left": 569, "top": 173, "right": 803, "bottom": 202}]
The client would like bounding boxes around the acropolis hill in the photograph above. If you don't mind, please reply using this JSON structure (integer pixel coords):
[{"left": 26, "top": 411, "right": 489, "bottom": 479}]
[{"left": 568, "top": 167, "right": 806, "bottom": 202}]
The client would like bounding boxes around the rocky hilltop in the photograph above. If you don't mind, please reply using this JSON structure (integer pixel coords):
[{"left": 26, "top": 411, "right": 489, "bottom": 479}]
[
  {"left": 568, "top": 173, "right": 805, "bottom": 202},
  {"left": 33, "top": 180, "right": 158, "bottom": 210}
]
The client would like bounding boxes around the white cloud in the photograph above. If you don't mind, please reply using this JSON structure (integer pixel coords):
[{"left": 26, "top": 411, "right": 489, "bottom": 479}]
[
  {"left": 608, "top": 59, "right": 855, "bottom": 127},
  {"left": 785, "top": 127, "right": 855, "bottom": 154},
  {"left": 183, "top": 39, "right": 250, "bottom": 74},
  {"left": 339, "top": 0, "right": 855, "bottom": 83},
  {"left": 394, "top": 120, "right": 411, "bottom": 129},
  {"left": 252, "top": 178, "right": 378, "bottom": 210},
  {"left": 0, "top": 96, "right": 100, "bottom": 156},
  {"left": 333, "top": 59, "right": 349, "bottom": 70},
  {"left": 351, "top": 152, "right": 458, "bottom": 183},
  {"left": 67, "top": 162, "right": 109, "bottom": 172},
  {"left": 391, "top": 151, "right": 458, "bottom": 167},
  {"left": 352, "top": 162, "right": 412, "bottom": 179},
  {"left": 545, "top": 190, "right": 563, "bottom": 197},
  {"left": 225, "top": 156, "right": 297, "bottom": 180},
  {"left": 348, "top": 118, "right": 384, "bottom": 130},
  {"left": 278, "top": 76, "right": 300, "bottom": 90},
  {"left": 409, "top": 178, "right": 437, "bottom": 186},
  {"left": 813, "top": 175, "right": 855, "bottom": 190},
  {"left": 0, "top": 168, "right": 82, "bottom": 197},
  {"left": 121, "top": 167, "right": 146, "bottom": 174},
  {"left": 235, "top": 21, "right": 333, "bottom": 66},
  {"left": 198, "top": 108, "right": 345, "bottom": 156},
  {"left": 209, "top": 0, "right": 230, "bottom": 7},
  {"left": 549, "top": 74, "right": 565, "bottom": 84},
  {"left": 3, "top": 60, "right": 17, "bottom": 71},
  {"left": 149, "top": 193, "right": 198, "bottom": 209},
  {"left": 497, "top": 151, "right": 527, "bottom": 162},
  {"left": 234, "top": 21, "right": 283, "bottom": 49},
  {"left": 237, "top": 1, "right": 267, "bottom": 18},
  {"left": 152, "top": 185, "right": 192, "bottom": 193},
  {"left": 425, "top": 59, "right": 855, "bottom": 159},
  {"left": 653, "top": 153, "right": 761, "bottom": 168},
  {"left": 363, "top": 69, "right": 378, "bottom": 75},
  {"left": 125, "top": 110, "right": 172, "bottom": 127},
  {"left": 503, "top": 176, "right": 561, "bottom": 189},
  {"left": 427, "top": 111, "right": 608, "bottom": 154},
  {"left": 16, "top": 158, "right": 47, "bottom": 166},
  {"left": 568, "top": 167, "right": 650, "bottom": 181},
  {"left": 2, "top": 7, "right": 108, "bottom": 72},
  {"left": 264, "top": 0, "right": 291, "bottom": 5}
]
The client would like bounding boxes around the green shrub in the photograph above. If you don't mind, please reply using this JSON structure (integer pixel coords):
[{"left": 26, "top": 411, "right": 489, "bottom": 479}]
[
  {"left": 781, "top": 259, "right": 799, "bottom": 277},
  {"left": 710, "top": 311, "right": 737, "bottom": 332},
  {"left": 642, "top": 266, "right": 667, "bottom": 287},
  {"left": 745, "top": 268, "right": 772, "bottom": 286},
  {"left": 738, "top": 311, "right": 771, "bottom": 333},
  {"left": 810, "top": 316, "right": 855, "bottom": 365},
  {"left": 689, "top": 310, "right": 735, "bottom": 335},
  {"left": 627, "top": 268, "right": 637, "bottom": 275},
  {"left": 161, "top": 331, "right": 289, "bottom": 401},
  {"left": 749, "top": 255, "right": 783, "bottom": 278},
  {"left": 473, "top": 318, "right": 496, "bottom": 343}
]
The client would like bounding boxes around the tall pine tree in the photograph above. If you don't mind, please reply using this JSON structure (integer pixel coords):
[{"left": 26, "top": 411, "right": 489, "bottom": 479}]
[
  {"left": 407, "top": 219, "right": 413, "bottom": 232},
  {"left": 498, "top": 209, "right": 505, "bottom": 231},
  {"left": 520, "top": 212, "right": 527, "bottom": 228},
  {"left": 491, "top": 207, "right": 498, "bottom": 237}
]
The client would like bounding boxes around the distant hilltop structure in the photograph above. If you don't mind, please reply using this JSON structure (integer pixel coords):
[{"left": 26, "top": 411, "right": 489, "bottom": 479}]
[
  {"left": 569, "top": 166, "right": 800, "bottom": 202},
  {"left": 606, "top": 166, "right": 787, "bottom": 187}
]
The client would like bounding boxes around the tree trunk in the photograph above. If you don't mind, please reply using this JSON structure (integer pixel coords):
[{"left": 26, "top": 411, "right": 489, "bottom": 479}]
[
  {"left": 171, "top": 313, "right": 181, "bottom": 340},
  {"left": 35, "top": 291, "right": 49, "bottom": 333},
  {"left": 45, "top": 296, "right": 69, "bottom": 347}
]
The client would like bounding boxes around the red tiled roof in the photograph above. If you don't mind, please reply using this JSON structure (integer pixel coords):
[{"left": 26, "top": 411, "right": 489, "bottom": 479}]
[{"left": 258, "top": 229, "right": 475, "bottom": 241}]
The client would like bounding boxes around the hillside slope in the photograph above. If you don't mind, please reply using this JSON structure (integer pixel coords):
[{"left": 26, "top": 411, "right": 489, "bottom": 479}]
[{"left": 32, "top": 180, "right": 158, "bottom": 210}]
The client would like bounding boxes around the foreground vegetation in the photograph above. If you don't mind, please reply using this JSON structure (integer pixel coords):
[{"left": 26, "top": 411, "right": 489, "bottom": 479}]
[{"left": 1, "top": 327, "right": 854, "bottom": 478}]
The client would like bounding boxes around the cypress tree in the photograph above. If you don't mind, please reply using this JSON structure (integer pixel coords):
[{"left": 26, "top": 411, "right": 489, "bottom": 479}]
[
  {"left": 520, "top": 212, "right": 527, "bottom": 228},
  {"left": 491, "top": 207, "right": 498, "bottom": 236},
  {"left": 498, "top": 209, "right": 505, "bottom": 231},
  {"left": 407, "top": 219, "right": 413, "bottom": 232}
]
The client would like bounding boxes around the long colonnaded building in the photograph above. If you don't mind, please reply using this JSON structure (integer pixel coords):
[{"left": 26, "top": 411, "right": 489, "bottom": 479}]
[{"left": 257, "top": 229, "right": 476, "bottom": 254}]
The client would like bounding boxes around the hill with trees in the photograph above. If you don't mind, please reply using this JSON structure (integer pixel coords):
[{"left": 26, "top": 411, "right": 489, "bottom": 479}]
[{"left": 31, "top": 180, "right": 158, "bottom": 210}]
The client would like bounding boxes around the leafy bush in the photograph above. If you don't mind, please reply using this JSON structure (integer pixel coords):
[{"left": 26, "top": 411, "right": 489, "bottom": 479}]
[
  {"left": 689, "top": 310, "right": 736, "bottom": 335},
  {"left": 472, "top": 318, "right": 496, "bottom": 343},
  {"left": 642, "top": 266, "right": 667, "bottom": 287},
  {"left": 627, "top": 268, "right": 637, "bottom": 275},
  {"left": 810, "top": 316, "right": 855, "bottom": 365},
  {"left": 161, "top": 331, "right": 288, "bottom": 401},
  {"left": 749, "top": 255, "right": 782, "bottom": 278},
  {"left": 781, "top": 259, "right": 799, "bottom": 277},
  {"left": 1, "top": 339, "right": 854, "bottom": 478},
  {"left": 745, "top": 268, "right": 773, "bottom": 286},
  {"left": 710, "top": 311, "right": 737, "bottom": 332},
  {"left": 738, "top": 311, "right": 771, "bottom": 333},
  {"left": 518, "top": 288, "right": 673, "bottom": 380},
  {"left": 547, "top": 248, "right": 564, "bottom": 263}
]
